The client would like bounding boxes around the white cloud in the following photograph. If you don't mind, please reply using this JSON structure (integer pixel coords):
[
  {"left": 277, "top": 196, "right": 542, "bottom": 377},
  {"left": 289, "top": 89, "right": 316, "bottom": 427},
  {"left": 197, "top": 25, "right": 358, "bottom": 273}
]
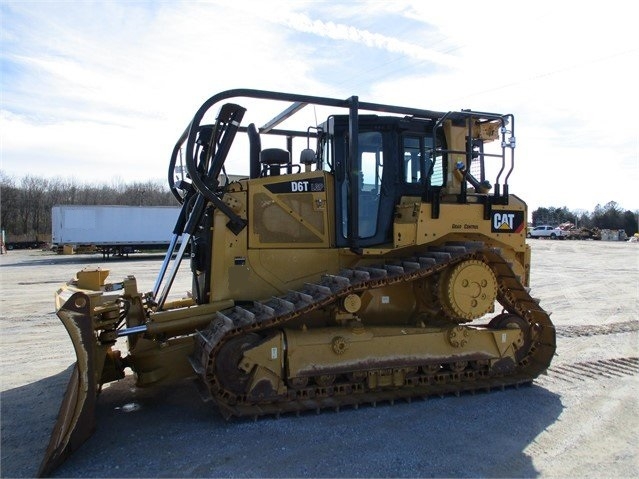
[{"left": 279, "top": 12, "right": 458, "bottom": 68}]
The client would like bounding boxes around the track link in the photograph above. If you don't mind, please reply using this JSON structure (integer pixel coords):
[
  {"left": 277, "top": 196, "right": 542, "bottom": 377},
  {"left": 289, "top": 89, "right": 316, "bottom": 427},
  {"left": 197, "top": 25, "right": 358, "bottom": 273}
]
[{"left": 193, "top": 242, "right": 556, "bottom": 418}]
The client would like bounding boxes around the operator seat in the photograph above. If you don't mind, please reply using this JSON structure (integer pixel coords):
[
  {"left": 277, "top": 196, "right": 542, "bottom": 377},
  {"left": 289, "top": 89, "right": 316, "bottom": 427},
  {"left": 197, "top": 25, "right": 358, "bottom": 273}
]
[
  {"left": 247, "top": 122, "right": 292, "bottom": 177},
  {"left": 260, "top": 148, "right": 291, "bottom": 176}
]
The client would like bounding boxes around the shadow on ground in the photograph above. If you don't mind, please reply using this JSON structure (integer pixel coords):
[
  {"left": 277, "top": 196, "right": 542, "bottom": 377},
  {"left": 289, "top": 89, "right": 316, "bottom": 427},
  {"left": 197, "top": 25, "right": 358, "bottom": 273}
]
[
  {"left": 1, "top": 366, "right": 75, "bottom": 478},
  {"left": 2, "top": 368, "right": 564, "bottom": 478}
]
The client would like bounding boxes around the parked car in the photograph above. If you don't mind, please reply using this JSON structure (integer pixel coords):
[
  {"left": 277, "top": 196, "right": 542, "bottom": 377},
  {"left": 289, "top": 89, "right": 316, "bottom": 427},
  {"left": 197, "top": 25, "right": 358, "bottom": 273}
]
[{"left": 527, "top": 225, "right": 568, "bottom": 239}]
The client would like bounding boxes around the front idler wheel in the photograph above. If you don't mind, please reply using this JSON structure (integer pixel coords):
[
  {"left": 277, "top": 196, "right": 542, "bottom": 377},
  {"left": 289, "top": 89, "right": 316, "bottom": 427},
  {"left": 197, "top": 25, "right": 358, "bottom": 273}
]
[
  {"left": 215, "top": 334, "right": 262, "bottom": 394},
  {"left": 488, "top": 313, "right": 532, "bottom": 363}
]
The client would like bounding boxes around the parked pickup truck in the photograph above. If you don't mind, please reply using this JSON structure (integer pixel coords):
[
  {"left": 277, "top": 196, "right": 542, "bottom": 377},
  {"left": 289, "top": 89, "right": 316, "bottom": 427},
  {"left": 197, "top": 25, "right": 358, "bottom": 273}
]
[{"left": 527, "top": 225, "right": 568, "bottom": 239}]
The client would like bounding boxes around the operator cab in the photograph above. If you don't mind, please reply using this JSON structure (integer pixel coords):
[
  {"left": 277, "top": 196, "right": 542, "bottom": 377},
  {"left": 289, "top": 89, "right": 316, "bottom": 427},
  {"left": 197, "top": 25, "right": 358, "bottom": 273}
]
[{"left": 318, "top": 114, "right": 446, "bottom": 248}]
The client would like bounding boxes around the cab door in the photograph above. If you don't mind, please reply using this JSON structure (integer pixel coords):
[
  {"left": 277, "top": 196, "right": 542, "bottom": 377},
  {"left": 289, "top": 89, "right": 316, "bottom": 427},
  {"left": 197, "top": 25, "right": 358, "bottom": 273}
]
[{"left": 331, "top": 116, "right": 397, "bottom": 249}]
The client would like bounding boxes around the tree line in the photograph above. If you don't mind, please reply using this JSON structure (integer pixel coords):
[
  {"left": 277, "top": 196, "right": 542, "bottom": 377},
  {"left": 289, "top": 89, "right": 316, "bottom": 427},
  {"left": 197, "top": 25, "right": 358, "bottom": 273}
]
[
  {"left": 532, "top": 202, "right": 638, "bottom": 236},
  {"left": 1, "top": 171, "right": 177, "bottom": 242}
]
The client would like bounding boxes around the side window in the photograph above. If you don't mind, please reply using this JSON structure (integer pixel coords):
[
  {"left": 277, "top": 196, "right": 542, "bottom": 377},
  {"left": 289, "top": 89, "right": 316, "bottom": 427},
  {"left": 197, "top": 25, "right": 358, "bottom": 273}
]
[
  {"left": 358, "top": 132, "right": 383, "bottom": 238},
  {"left": 403, "top": 134, "right": 444, "bottom": 187},
  {"left": 429, "top": 142, "right": 444, "bottom": 187},
  {"left": 320, "top": 135, "right": 333, "bottom": 173},
  {"left": 430, "top": 156, "right": 444, "bottom": 186},
  {"left": 361, "top": 135, "right": 383, "bottom": 193},
  {"left": 341, "top": 131, "right": 384, "bottom": 239},
  {"left": 403, "top": 137, "right": 422, "bottom": 183}
]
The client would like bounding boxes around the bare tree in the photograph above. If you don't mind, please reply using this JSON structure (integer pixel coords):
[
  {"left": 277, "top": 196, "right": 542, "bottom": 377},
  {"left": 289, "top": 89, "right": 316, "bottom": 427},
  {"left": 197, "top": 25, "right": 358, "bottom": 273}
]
[{"left": 0, "top": 171, "right": 176, "bottom": 243}]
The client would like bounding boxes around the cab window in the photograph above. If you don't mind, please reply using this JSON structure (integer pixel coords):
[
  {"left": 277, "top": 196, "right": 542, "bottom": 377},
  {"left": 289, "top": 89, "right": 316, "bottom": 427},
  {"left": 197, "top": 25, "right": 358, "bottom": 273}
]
[{"left": 403, "top": 135, "right": 444, "bottom": 187}]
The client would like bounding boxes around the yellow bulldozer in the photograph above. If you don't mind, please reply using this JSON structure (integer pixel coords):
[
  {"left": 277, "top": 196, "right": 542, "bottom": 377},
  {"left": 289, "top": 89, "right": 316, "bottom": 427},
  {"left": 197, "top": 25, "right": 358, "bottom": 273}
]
[{"left": 39, "top": 89, "right": 556, "bottom": 476}]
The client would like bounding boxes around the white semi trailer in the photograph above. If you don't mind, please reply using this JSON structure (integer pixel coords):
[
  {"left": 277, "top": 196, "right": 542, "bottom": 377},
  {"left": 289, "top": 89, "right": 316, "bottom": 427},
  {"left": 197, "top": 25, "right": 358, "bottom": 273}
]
[{"left": 51, "top": 205, "right": 180, "bottom": 256}]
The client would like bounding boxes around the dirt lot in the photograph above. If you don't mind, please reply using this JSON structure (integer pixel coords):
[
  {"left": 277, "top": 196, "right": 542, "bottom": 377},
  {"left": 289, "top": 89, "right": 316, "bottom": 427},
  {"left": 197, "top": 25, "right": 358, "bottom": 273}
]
[{"left": 1, "top": 240, "right": 637, "bottom": 478}]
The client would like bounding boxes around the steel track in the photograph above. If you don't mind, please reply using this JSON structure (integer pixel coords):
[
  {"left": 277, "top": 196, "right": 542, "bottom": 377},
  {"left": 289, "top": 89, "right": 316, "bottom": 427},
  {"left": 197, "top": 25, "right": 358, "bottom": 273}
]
[{"left": 192, "top": 242, "right": 556, "bottom": 418}]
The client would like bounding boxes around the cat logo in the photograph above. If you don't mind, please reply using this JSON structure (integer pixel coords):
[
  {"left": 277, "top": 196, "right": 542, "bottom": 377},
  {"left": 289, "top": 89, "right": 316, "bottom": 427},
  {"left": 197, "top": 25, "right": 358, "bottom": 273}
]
[{"left": 491, "top": 211, "right": 525, "bottom": 233}]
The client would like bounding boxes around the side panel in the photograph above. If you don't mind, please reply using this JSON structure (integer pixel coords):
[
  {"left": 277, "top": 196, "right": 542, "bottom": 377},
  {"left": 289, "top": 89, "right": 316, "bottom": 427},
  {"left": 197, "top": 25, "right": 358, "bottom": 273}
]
[
  {"left": 210, "top": 224, "right": 341, "bottom": 302},
  {"left": 248, "top": 249, "right": 340, "bottom": 294},
  {"left": 248, "top": 171, "right": 333, "bottom": 248},
  {"left": 394, "top": 195, "right": 529, "bottom": 283},
  {"left": 209, "top": 175, "right": 340, "bottom": 302}
]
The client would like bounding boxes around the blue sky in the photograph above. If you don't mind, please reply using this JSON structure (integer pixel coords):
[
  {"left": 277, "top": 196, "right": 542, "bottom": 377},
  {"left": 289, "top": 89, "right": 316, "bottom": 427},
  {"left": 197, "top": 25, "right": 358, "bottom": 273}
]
[{"left": 1, "top": 0, "right": 638, "bottom": 213}]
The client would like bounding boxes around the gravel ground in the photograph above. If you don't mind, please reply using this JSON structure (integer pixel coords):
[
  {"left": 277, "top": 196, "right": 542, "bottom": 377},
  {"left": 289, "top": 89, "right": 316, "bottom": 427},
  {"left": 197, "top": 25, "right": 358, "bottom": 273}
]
[{"left": 1, "top": 240, "right": 637, "bottom": 478}]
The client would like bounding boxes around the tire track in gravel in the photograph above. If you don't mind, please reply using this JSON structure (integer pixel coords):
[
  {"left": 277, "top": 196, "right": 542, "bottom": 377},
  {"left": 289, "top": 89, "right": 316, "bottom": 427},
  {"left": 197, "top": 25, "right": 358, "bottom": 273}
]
[
  {"left": 538, "top": 357, "right": 638, "bottom": 385},
  {"left": 542, "top": 321, "right": 638, "bottom": 385},
  {"left": 556, "top": 320, "right": 639, "bottom": 338}
]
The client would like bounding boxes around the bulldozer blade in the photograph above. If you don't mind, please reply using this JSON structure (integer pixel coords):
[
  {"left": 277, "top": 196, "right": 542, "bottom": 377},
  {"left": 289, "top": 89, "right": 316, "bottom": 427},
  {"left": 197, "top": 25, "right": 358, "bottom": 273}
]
[{"left": 38, "top": 293, "right": 99, "bottom": 477}]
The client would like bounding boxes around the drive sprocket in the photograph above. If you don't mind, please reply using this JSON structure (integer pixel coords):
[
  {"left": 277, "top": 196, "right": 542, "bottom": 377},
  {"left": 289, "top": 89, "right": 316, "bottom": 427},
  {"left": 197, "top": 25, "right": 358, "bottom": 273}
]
[{"left": 437, "top": 259, "right": 497, "bottom": 321}]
